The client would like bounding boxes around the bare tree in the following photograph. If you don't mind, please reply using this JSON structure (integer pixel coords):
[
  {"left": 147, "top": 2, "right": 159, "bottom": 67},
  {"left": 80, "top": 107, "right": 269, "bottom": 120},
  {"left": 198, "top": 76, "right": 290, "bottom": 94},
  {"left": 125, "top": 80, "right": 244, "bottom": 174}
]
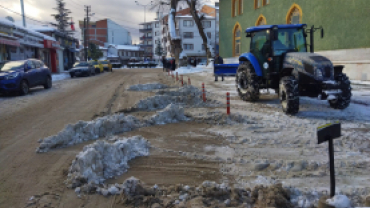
[
  {"left": 151, "top": 0, "right": 214, "bottom": 67},
  {"left": 184, "top": 0, "right": 213, "bottom": 64}
]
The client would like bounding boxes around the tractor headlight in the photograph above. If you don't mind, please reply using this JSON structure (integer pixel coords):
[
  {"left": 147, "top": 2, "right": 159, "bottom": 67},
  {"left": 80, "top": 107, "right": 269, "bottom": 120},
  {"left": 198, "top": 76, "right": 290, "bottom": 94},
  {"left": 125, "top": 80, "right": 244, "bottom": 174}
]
[
  {"left": 263, "top": 62, "right": 269, "bottom": 69},
  {"left": 5, "top": 72, "right": 20, "bottom": 80},
  {"left": 315, "top": 68, "right": 323, "bottom": 80}
]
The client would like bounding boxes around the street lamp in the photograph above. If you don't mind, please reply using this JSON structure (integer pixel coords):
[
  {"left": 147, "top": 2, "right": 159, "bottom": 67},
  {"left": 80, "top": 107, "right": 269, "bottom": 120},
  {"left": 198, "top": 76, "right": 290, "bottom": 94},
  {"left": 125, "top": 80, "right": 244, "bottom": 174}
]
[
  {"left": 135, "top": 1, "right": 153, "bottom": 23},
  {"left": 135, "top": 1, "right": 153, "bottom": 60}
]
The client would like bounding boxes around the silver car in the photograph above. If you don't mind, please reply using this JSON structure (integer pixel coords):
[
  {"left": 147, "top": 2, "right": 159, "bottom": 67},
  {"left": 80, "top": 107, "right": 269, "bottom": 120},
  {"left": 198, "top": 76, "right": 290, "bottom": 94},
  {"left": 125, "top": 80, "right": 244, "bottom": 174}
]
[{"left": 69, "top": 62, "right": 95, "bottom": 78}]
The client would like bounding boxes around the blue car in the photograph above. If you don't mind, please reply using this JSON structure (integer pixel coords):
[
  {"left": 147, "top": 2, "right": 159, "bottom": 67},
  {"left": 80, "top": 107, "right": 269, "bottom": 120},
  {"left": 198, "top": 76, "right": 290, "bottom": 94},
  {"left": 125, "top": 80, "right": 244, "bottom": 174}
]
[{"left": 0, "top": 59, "right": 52, "bottom": 95}]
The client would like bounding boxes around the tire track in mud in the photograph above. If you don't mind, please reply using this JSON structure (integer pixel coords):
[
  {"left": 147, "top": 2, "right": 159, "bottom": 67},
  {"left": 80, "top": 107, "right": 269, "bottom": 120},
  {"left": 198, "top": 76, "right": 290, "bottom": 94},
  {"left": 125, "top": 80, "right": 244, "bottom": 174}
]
[{"left": 92, "top": 82, "right": 125, "bottom": 119}]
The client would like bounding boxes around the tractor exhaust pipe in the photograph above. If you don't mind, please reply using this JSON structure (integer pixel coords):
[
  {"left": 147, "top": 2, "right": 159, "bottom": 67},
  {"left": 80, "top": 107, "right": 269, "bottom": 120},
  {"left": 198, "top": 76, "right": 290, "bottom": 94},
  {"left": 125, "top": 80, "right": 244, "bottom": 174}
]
[
  {"left": 310, "top": 25, "right": 314, "bottom": 53},
  {"left": 309, "top": 25, "right": 324, "bottom": 53}
]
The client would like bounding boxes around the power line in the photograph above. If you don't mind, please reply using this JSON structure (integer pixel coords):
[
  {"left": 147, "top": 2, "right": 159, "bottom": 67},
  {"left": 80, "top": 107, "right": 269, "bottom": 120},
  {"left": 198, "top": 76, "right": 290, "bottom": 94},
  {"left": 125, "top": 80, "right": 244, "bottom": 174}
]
[{"left": 0, "top": 4, "right": 50, "bottom": 25}]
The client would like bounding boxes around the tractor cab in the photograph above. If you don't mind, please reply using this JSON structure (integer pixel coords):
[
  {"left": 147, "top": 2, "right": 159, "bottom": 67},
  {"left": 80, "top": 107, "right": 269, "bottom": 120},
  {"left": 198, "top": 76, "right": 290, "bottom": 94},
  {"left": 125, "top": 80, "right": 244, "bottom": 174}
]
[{"left": 245, "top": 24, "right": 308, "bottom": 76}]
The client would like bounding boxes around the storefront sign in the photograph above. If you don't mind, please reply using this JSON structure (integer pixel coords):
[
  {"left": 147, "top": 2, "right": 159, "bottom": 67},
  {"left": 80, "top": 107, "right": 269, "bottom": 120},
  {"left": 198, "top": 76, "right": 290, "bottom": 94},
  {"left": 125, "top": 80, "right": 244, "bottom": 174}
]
[
  {"left": 44, "top": 40, "right": 61, "bottom": 49},
  {"left": 0, "top": 38, "right": 20, "bottom": 47}
]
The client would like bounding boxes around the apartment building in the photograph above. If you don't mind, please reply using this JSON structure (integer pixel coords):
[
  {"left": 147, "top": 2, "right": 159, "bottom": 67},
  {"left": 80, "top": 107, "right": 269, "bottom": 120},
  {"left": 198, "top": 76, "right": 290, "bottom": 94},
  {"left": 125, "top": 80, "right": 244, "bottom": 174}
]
[
  {"left": 79, "top": 19, "right": 132, "bottom": 47},
  {"left": 160, "top": 4, "right": 219, "bottom": 61},
  {"left": 139, "top": 21, "right": 161, "bottom": 60}
]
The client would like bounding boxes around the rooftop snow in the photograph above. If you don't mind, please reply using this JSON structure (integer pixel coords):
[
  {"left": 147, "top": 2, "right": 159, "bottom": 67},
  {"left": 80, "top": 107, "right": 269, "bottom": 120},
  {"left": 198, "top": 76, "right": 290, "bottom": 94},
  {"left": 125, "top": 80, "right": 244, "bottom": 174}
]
[
  {"left": 108, "top": 44, "right": 142, "bottom": 51},
  {"left": 0, "top": 17, "right": 16, "bottom": 27}
]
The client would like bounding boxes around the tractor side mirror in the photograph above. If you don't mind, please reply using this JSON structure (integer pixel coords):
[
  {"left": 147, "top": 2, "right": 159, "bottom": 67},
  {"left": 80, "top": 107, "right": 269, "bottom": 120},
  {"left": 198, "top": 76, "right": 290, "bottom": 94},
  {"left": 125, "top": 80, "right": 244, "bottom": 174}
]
[
  {"left": 246, "top": 33, "right": 251, "bottom": 38},
  {"left": 321, "top": 28, "right": 324, "bottom": 38}
]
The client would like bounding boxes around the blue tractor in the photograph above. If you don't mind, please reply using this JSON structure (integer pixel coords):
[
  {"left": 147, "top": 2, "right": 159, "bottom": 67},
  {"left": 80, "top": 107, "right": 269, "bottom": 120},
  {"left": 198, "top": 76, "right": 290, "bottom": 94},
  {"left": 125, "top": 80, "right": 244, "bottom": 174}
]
[{"left": 230, "top": 24, "right": 352, "bottom": 114}]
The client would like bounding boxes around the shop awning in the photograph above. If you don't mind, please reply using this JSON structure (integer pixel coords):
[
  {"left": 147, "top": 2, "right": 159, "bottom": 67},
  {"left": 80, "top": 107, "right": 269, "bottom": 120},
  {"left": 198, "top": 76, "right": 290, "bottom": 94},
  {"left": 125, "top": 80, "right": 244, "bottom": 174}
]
[{"left": 0, "top": 38, "right": 20, "bottom": 47}]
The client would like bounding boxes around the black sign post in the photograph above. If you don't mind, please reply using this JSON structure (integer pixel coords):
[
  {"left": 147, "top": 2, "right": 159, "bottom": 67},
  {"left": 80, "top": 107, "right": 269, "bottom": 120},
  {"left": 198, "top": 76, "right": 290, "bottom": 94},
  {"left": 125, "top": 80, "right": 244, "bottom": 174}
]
[{"left": 317, "top": 122, "right": 341, "bottom": 197}]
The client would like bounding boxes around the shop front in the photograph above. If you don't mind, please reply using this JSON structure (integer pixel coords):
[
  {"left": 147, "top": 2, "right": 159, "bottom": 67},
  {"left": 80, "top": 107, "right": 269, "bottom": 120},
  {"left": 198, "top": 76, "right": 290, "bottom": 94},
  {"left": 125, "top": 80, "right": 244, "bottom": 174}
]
[
  {"left": 43, "top": 39, "right": 62, "bottom": 73},
  {"left": 0, "top": 38, "right": 20, "bottom": 62}
]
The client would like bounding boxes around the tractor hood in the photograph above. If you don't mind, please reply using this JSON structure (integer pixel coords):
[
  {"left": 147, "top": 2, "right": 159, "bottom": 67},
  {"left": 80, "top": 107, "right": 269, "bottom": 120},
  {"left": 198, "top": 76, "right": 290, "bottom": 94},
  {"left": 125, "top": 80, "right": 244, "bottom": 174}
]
[{"left": 283, "top": 52, "right": 334, "bottom": 81}]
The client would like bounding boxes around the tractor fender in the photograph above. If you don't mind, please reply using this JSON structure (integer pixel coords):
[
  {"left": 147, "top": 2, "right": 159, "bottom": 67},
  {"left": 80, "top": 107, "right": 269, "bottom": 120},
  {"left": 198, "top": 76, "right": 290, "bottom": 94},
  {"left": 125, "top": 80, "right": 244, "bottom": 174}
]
[{"left": 239, "top": 53, "right": 263, "bottom": 77}]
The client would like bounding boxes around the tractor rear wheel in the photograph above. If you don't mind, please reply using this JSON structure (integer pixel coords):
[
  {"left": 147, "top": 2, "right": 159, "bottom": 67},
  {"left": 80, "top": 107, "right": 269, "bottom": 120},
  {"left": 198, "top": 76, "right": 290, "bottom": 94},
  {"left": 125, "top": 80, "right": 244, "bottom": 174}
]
[
  {"left": 328, "top": 73, "right": 351, "bottom": 109},
  {"left": 235, "top": 63, "right": 260, "bottom": 101},
  {"left": 279, "top": 76, "right": 299, "bottom": 115}
]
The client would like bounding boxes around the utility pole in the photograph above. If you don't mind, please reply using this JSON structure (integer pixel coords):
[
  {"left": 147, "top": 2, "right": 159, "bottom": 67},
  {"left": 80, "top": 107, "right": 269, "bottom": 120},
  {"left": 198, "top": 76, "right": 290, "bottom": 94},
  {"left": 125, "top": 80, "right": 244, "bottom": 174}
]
[
  {"left": 20, "top": 0, "right": 26, "bottom": 27},
  {"left": 84, "top": 5, "right": 91, "bottom": 61}
]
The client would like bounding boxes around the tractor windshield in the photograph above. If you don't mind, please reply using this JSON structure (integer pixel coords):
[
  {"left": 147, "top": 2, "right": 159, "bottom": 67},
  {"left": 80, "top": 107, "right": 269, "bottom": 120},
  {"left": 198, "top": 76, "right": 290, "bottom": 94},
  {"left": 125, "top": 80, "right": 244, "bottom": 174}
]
[{"left": 273, "top": 28, "right": 307, "bottom": 56}]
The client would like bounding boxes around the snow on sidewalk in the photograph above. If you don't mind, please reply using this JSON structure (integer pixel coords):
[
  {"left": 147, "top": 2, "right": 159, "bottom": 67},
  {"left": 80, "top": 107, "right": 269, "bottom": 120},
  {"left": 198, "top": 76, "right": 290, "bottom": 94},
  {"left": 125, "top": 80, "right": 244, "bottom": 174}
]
[
  {"left": 52, "top": 73, "right": 70, "bottom": 81},
  {"left": 175, "top": 63, "right": 213, "bottom": 75}
]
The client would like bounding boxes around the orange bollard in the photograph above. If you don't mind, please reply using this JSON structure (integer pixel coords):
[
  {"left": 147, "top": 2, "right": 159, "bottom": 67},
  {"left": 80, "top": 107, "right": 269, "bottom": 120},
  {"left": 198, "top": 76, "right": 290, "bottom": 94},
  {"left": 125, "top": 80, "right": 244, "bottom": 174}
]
[
  {"left": 227, "top": 92, "right": 230, "bottom": 115},
  {"left": 202, "top": 83, "right": 206, "bottom": 102},
  {"left": 188, "top": 77, "right": 191, "bottom": 85}
]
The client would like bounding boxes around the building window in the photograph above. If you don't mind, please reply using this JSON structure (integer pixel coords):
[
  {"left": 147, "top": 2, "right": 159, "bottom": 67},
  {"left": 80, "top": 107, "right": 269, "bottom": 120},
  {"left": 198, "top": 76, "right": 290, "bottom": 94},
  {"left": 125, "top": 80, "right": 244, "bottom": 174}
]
[
  {"left": 202, "top": 45, "right": 205, "bottom": 51},
  {"left": 233, "top": 22, "right": 241, "bottom": 57},
  {"left": 254, "top": 0, "right": 262, "bottom": 9},
  {"left": 231, "top": 0, "right": 238, "bottom": 17},
  {"left": 183, "top": 32, "right": 194, "bottom": 38},
  {"left": 183, "top": 20, "right": 194, "bottom": 27},
  {"left": 183, "top": 44, "right": 194, "bottom": 50},
  {"left": 202, "top": 21, "right": 211, "bottom": 28},
  {"left": 239, "top": 0, "right": 243, "bottom": 15},
  {"left": 147, "top": 32, "right": 152, "bottom": 37},
  {"left": 155, "top": 31, "right": 159, "bottom": 36},
  {"left": 255, "top": 14, "right": 267, "bottom": 26},
  {"left": 263, "top": 0, "right": 270, "bottom": 5},
  {"left": 148, "top": 41, "right": 152, "bottom": 45},
  {"left": 207, "top": 32, "right": 211, "bottom": 39},
  {"left": 286, "top": 3, "right": 302, "bottom": 24},
  {"left": 155, "top": 23, "right": 159, "bottom": 28},
  {"left": 147, "top": 24, "right": 152, "bottom": 29}
]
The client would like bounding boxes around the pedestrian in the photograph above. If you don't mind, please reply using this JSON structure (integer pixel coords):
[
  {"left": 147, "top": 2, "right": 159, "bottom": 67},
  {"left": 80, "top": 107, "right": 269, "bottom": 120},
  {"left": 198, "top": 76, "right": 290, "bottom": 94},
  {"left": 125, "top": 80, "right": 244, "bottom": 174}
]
[
  {"left": 161, "top": 56, "right": 167, "bottom": 72},
  {"left": 171, "top": 58, "right": 176, "bottom": 71},
  {"left": 214, "top": 53, "right": 224, "bottom": 65}
]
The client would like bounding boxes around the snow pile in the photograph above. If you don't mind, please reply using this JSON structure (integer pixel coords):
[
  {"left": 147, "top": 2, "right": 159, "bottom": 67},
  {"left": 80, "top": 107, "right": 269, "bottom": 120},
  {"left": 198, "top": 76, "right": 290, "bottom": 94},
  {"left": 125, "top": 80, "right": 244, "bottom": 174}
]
[
  {"left": 134, "top": 85, "right": 208, "bottom": 111},
  {"left": 36, "top": 114, "right": 142, "bottom": 153},
  {"left": 148, "top": 104, "right": 189, "bottom": 125},
  {"left": 326, "top": 195, "right": 351, "bottom": 208},
  {"left": 52, "top": 73, "right": 70, "bottom": 81},
  {"left": 67, "top": 136, "right": 149, "bottom": 185},
  {"left": 175, "top": 65, "right": 212, "bottom": 74},
  {"left": 128, "top": 83, "right": 169, "bottom": 91}
]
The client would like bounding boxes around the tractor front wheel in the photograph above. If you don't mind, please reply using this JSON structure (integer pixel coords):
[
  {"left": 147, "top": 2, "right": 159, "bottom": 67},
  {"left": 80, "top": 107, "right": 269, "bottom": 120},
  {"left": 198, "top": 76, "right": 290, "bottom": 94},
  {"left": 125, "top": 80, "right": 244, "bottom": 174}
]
[
  {"left": 235, "top": 63, "right": 260, "bottom": 102},
  {"left": 279, "top": 76, "right": 299, "bottom": 115},
  {"left": 328, "top": 73, "right": 351, "bottom": 109}
]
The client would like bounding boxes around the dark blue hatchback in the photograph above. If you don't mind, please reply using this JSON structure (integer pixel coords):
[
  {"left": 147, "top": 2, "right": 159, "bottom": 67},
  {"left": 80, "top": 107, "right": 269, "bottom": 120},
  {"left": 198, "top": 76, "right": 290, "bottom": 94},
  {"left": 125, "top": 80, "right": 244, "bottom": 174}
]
[{"left": 0, "top": 59, "right": 52, "bottom": 95}]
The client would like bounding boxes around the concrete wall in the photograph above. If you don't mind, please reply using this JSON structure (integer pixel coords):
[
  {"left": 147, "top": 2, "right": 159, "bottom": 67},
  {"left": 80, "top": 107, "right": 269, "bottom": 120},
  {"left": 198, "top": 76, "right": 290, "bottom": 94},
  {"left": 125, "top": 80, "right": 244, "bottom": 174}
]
[
  {"left": 107, "top": 19, "right": 132, "bottom": 45},
  {"left": 219, "top": 0, "right": 370, "bottom": 80},
  {"left": 220, "top": 0, "right": 370, "bottom": 57}
]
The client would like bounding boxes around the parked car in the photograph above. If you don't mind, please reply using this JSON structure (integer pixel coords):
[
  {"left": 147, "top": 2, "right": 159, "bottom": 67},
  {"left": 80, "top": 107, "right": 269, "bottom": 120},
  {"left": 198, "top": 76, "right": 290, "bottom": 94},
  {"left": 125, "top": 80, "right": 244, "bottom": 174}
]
[
  {"left": 89, "top": 60, "right": 104, "bottom": 74},
  {"left": 99, "top": 60, "right": 112, "bottom": 72},
  {"left": 69, "top": 62, "right": 95, "bottom": 77},
  {"left": 0, "top": 59, "right": 52, "bottom": 95}
]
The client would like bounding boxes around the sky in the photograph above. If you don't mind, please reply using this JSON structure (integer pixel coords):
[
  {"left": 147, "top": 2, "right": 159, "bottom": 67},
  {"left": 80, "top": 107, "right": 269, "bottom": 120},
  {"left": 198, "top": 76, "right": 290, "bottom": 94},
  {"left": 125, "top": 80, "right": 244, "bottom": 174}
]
[{"left": 0, "top": 0, "right": 216, "bottom": 45}]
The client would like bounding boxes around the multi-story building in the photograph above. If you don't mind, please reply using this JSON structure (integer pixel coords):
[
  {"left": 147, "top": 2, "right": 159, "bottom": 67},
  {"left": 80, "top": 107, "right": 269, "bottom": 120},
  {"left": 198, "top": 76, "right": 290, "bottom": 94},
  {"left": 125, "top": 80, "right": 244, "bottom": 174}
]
[
  {"left": 79, "top": 19, "right": 132, "bottom": 48},
  {"left": 219, "top": 0, "right": 370, "bottom": 81},
  {"left": 107, "top": 44, "right": 144, "bottom": 66},
  {"left": 139, "top": 21, "right": 161, "bottom": 60},
  {"left": 160, "top": 5, "right": 218, "bottom": 62}
]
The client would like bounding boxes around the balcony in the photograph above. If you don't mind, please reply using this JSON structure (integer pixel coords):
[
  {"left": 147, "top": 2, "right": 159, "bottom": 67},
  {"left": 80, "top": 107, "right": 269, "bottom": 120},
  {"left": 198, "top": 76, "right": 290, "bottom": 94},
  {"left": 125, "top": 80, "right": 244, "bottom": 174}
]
[
  {"left": 140, "top": 44, "right": 153, "bottom": 48},
  {"left": 140, "top": 36, "right": 153, "bottom": 41},
  {"left": 139, "top": 28, "right": 152, "bottom": 33}
]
